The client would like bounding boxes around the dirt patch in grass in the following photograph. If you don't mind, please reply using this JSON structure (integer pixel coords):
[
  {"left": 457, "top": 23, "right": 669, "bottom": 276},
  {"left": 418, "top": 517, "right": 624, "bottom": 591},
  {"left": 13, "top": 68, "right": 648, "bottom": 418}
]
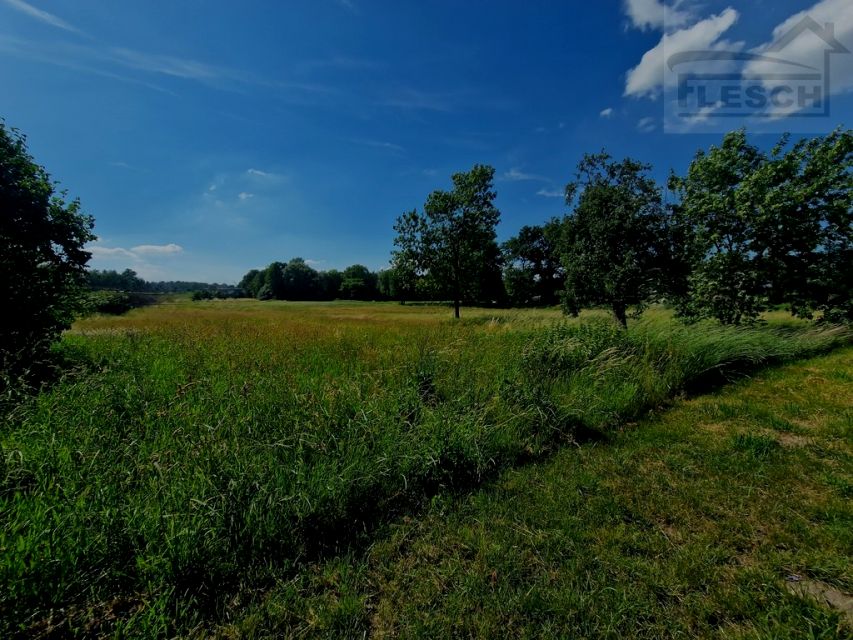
[{"left": 785, "top": 575, "right": 853, "bottom": 626}]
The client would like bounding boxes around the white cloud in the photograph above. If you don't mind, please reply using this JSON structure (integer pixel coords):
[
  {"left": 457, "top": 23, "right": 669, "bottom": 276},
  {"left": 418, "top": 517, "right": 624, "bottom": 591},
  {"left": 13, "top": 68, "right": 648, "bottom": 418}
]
[
  {"left": 131, "top": 243, "right": 183, "bottom": 255},
  {"left": 625, "top": 8, "right": 741, "bottom": 97},
  {"left": 637, "top": 116, "right": 657, "bottom": 132},
  {"left": 623, "top": 0, "right": 693, "bottom": 32},
  {"left": 600, "top": 107, "right": 615, "bottom": 118},
  {"left": 1, "top": 0, "right": 82, "bottom": 34},
  {"left": 237, "top": 192, "right": 254, "bottom": 201},
  {"left": 110, "top": 47, "right": 225, "bottom": 81},
  {"left": 351, "top": 139, "right": 405, "bottom": 153},
  {"left": 536, "top": 188, "right": 564, "bottom": 198},
  {"left": 246, "top": 168, "right": 289, "bottom": 182},
  {"left": 744, "top": 0, "right": 853, "bottom": 116},
  {"left": 89, "top": 242, "right": 183, "bottom": 261},
  {"left": 503, "top": 167, "right": 549, "bottom": 182},
  {"left": 88, "top": 246, "right": 136, "bottom": 260}
]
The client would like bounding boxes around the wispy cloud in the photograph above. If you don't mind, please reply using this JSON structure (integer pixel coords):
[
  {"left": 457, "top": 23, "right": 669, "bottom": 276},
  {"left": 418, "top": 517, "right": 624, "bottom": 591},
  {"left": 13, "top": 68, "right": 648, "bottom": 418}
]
[
  {"left": 624, "top": 8, "right": 741, "bottom": 97},
  {"left": 245, "top": 168, "right": 289, "bottom": 182},
  {"left": 336, "top": 0, "right": 358, "bottom": 12},
  {"left": 536, "top": 188, "right": 564, "bottom": 198},
  {"left": 503, "top": 167, "right": 550, "bottom": 182},
  {"left": 131, "top": 243, "right": 183, "bottom": 255},
  {"left": 110, "top": 47, "right": 226, "bottom": 81},
  {"left": 600, "top": 107, "right": 615, "bottom": 118},
  {"left": 237, "top": 192, "right": 254, "bottom": 201},
  {"left": 379, "top": 88, "right": 457, "bottom": 112},
  {"left": 623, "top": 0, "right": 693, "bottom": 32},
  {"left": 88, "top": 242, "right": 183, "bottom": 260},
  {"left": 88, "top": 245, "right": 136, "bottom": 260},
  {"left": 637, "top": 116, "right": 657, "bottom": 132},
  {"left": 351, "top": 138, "right": 405, "bottom": 153},
  {"left": 2, "top": 0, "right": 83, "bottom": 34}
]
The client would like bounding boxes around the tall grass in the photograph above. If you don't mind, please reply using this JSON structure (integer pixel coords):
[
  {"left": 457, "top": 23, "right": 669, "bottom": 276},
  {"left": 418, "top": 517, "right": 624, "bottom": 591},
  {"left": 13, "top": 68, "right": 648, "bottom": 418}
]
[{"left": 0, "top": 302, "right": 848, "bottom": 634}]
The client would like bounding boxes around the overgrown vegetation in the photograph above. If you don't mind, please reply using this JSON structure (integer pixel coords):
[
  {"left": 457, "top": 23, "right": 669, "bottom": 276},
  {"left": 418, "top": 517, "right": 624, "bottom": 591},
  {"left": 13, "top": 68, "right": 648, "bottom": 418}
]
[{"left": 1, "top": 302, "right": 849, "bottom": 636}]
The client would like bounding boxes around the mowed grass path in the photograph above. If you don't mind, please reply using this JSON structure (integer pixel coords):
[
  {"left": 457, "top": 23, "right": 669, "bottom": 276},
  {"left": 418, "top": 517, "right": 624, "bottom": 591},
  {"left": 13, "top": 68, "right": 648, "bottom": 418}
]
[{"left": 228, "top": 347, "right": 853, "bottom": 639}]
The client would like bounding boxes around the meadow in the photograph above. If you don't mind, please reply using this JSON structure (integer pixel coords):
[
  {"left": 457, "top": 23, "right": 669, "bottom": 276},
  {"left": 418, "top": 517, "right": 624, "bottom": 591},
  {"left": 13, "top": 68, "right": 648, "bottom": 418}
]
[{"left": 1, "top": 300, "right": 850, "bottom": 637}]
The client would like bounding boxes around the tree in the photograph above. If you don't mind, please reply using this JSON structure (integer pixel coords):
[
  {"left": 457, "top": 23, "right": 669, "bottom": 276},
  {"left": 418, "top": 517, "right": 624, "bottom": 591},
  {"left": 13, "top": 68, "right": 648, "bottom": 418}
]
[
  {"left": 667, "top": 129, "right": 852, "bottom": 325},
  {"left": 669, "top": 131, "right": 772, "bottom": 324},
  {"left": 502, "top": 221, "right": 563, "bottom": 306},
  {"left": 280, "top": 258, "right": 319, "bottom": 300},
  {"left": 340, "top": 264, "right": 378, "bottom": 300},
  {"left": 317, "top": 269, "right": 343, "bottom": 300},
  {"left": 393, "top": 164, "right": 501, "bottom": 318},
  {"left": 238, "top": 269, "right": 264, "bottom": 298},
  {"left": 0, "top": 121, "right": 95, "bottom": 375},
  {"left": 765, "top": 130, "right": 852, "bottom": 323},
  {"left": 556, "top": 152, "right": 671, "bottom": 328},
  {"left": 264, "top": 261, "right": 286, "bottom": 299}
]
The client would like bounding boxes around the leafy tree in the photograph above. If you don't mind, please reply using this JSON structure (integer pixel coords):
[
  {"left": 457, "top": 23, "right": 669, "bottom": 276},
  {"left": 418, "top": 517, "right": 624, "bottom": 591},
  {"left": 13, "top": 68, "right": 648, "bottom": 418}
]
[
  {"left": 393, "top": 164, "right": 501, "bottom": 318},
  {"left": 669, "top": 129, "right": 852, "bottom": 325},
  {"left": 87, "top": 268, "right": 143, "bottom": 291},
  {"left": 669, "top": 131, "right": 772, "bottom": 324},
  {"left": 318, "top": 269, "right": 343, "bottom": 300},
  {"left": 764, "top": 130, "right": 851, "bottom": 322},
  {"left": 264, "top": 261, "right": 286, "bottom": 299},
  {"left": 0, "top": 121, "right": 95, "bottom": 376},
  {"left": 280, "top": 258, "right": 319, "bottom": 300},
  {"left": 340, "top": 264, "right": 378, "bottom": 300},
  {"left": 502, "top": 221, "right": 563, "bottom": 306},
  {"left": 557, "top": 152, "right": 671, "bottom": 328},
  {"left": 238, "top": 269, "right": 264, "bottom": 298}
]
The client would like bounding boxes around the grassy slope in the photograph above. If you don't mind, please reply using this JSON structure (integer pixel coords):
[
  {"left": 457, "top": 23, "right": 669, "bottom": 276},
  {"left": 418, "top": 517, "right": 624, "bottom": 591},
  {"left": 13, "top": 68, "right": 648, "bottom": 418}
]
[{"left": 231, "top": 347, "right": 853, "bottom": 639}]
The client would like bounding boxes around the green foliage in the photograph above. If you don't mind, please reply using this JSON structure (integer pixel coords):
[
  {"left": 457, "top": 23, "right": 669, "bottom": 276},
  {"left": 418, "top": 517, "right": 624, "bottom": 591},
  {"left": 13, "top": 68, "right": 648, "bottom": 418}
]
[
  {"left": 502, "top": 221, "right": 564, "bottom": 306},
  {"left": 394, "top": 164, "right": 502, "bottom": 317},
  {"left": 0, "top": 121, "right": 95, "bottom": 379},
  {"left": 340, "top": 264, "right": 379, "bottom": 300},
  {"left": 84, "top": 290, "right": 155, "bottom": 315},
  {"left": 670, "top": 128, "right": 852, "bottom": 325},
  {"left": 555, "top": 153, "right": 675, "bottom": 327},
  {"left": 239, "top": 261, "right": 386, "bottom": 301},
  {"left": 238, "top": 268, "right": 264, "bottom": 298}
]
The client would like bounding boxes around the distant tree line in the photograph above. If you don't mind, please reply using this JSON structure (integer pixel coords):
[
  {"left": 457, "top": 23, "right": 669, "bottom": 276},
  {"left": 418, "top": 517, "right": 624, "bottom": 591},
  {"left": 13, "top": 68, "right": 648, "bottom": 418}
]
[
  {"left": 88, "top": 268, "right": 236, "bottom": 294},
  {"left": 392, "top": 128, "right": 851, "bottom": 325},
  {"left": 238, "top": 259, "right": 389, "bottom": 301}
]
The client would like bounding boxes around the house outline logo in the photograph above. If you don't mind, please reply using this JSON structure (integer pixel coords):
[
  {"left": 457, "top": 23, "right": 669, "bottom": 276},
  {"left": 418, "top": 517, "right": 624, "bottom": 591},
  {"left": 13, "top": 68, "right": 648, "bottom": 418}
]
[{"left": 667, "top": 15, "right": 851, "bottom": 119}]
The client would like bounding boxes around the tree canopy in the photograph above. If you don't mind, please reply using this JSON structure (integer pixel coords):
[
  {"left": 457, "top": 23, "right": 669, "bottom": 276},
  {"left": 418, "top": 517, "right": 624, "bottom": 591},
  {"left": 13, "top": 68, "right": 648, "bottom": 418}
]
[
  {"left": 393, "top": 164, "right": 502, "bottom": 318},
  {"left": 555, "top": 152, "right": 673, "bottom": 327},
  {"left": 0, "top": 122, "right": 95, "bottom": 377}
]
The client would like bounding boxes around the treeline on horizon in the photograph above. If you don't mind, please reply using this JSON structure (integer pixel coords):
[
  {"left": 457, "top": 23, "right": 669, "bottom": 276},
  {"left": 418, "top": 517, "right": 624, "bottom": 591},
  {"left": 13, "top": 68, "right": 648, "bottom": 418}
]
[
  {"left": 237, "top": 128, "right": 851, "bottom": 326},
  {"left": 87, "top": 268, "right": 236, "bottom": 294}
]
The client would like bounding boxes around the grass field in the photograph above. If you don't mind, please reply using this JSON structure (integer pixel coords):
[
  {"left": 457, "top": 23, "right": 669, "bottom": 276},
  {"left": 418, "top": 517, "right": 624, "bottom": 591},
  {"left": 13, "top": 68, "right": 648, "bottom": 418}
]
[
  {"left": 238, "top": 347, "right": 852, "bottom": 639},
  {"left": 1, "top": 301, "right": 850, "bottom": 637}
]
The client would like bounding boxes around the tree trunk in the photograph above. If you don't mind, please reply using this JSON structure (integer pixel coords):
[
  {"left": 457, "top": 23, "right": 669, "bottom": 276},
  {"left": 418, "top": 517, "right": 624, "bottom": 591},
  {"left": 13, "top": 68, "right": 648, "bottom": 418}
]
[
  {"left": 613, "top": 302, "right": 628, "bottom": 329},
  {"left": 454, "top": 298, "right": 460, "bottom": 319}
]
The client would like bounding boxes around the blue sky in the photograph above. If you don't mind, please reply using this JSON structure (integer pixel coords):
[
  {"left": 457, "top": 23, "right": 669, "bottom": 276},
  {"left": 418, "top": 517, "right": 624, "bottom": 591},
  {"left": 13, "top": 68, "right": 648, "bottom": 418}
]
[{"left": 2, "top": 0, "right": 851, "bottom": 282}]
